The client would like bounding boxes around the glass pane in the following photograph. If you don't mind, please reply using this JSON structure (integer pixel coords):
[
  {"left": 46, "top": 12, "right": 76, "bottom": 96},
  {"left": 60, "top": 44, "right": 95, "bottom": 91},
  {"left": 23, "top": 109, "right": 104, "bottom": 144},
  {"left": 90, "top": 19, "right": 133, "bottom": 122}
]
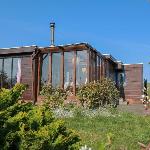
[
  {"left": 52, "top": 53, "right": 61, "bottom": 87},
  {"left": 109, "top": 64, "right": 115, "bottom": 81},
  {"left": 0, "top": 59, "right": 3, "bottom": 88},
  {"left": 101, "top": 59, "right": 104, "bottom": 77},
  {"left": 97, "top": 56, "right": 100, "bottom": 81},
  {"left": 3, "top": 58, "right": 12, "bottom": 89},
  {"left": 41, "top": 54, "right": 49, "bottom": 86},
  {"left": 99, "top": 57, "right": 102, "bottom": 80},
  {"left": 64, "top": 51, "right": 74, "bottom": 91},
  {"left": 76, "top": 50, "right": 88, "bottom": 85},
  {"left": 92, "top": 52, "right": 96, "bottom": 81},
  {"left": 12, "top": 58, "right": 21, "bottom": 86}
]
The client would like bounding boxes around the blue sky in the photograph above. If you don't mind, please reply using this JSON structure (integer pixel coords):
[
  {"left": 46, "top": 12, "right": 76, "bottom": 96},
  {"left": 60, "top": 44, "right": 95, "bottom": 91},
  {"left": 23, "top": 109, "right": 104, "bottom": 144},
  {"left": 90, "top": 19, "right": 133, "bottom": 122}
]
[{"left": 0, "top": 0, "right": 150, "bottom": 80}]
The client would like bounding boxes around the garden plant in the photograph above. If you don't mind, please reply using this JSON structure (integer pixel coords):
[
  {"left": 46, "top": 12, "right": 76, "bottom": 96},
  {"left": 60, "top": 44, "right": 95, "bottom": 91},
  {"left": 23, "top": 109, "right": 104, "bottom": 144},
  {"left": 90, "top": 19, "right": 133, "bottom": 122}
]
[{"left": 0, "top": 84, "right": 80, "bottom": 150}]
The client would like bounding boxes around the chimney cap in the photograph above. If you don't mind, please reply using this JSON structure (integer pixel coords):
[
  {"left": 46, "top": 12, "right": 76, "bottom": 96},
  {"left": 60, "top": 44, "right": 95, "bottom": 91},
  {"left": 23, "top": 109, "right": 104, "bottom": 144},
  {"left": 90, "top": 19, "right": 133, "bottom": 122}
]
[{"left": 50, "top": 22, "right": 55, "bottom": 27}]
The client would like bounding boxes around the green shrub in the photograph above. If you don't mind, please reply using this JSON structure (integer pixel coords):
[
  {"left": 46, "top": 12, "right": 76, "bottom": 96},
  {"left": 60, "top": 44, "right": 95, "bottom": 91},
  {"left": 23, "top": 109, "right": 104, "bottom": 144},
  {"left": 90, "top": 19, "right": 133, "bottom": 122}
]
[
  {"left": 0, "top": 83, "right": 27, "bottom": 111},
  {"left": 40, "top": 84, "right": 67, "bottom": 109},
  {"left": 0, "top": 84, "right": 80, "bottom": 150},
  {"left": 77, "top": 78, "right": 120, "bottom": 109},
  {"left": 3, "top": 106, "right": 80, "bottom": 150}
]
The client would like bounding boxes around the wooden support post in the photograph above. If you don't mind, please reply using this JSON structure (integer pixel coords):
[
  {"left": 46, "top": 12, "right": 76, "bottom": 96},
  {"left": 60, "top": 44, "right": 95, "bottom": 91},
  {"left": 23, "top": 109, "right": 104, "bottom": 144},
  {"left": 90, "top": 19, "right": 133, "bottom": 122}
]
[
  {"left": 37, "top": 55, "right": 42, "bottom": 95},
  {"left": 32, "top": 48, "right": 39, "bottom": 104},
  {"left": 11, "top": 58, "right": 13, "bottom": 88}
]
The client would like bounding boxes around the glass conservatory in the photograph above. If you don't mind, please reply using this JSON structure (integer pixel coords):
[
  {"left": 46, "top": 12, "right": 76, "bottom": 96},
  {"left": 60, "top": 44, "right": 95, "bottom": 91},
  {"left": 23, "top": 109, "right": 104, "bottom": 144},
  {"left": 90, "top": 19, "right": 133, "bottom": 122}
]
[{"left": 39, "top": 43, "right": 112, "bottom": 95}]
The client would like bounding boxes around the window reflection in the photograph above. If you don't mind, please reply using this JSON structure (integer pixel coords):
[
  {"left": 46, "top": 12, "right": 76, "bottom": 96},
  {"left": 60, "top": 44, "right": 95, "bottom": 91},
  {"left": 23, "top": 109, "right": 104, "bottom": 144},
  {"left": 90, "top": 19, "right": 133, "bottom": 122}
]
[
  {"left": 109, "top": 64, "right": 115, "bottom": 81},
  {"left": 52, "top": 53, "right": 61, "bottom": 87},
  {"left": 99, "top": 57, "right": 102, "bottom": 80},
  {"left": 97, "top": 56, "right": 100, "bottom": 81},
  {"left": 3, "top": 58, "right": 12, "bottom": 88},
  {"left": 41, "top": 54, "right": 49, "bottom": 86},
  {"left": 12, "top": 58, "right": 21, "bottom": 86},
  {"left": 91, "top": 52, "right": 96, "bottom": 81},
  {"left": 76, "top": 50, "right": 87, "bottom": 85},
  {"left": 64, "top": 52, "right": 74, "bottom": 91}
]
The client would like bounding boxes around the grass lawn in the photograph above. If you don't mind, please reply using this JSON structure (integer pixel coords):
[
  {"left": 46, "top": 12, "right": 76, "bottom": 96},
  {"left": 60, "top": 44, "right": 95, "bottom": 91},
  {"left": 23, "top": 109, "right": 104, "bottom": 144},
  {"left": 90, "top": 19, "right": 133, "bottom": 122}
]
[{"left": 62, "top": 109, "right": 150, "bottom": 150}]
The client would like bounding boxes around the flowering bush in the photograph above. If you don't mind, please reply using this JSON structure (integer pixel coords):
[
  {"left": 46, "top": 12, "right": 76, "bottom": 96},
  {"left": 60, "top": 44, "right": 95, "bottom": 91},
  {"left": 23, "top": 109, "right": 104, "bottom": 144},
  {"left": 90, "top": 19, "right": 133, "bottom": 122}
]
[
  {"left": 141, "top": 79, "right": 150, "bottom": 110},
  {"left": 141, "top": 94, "right": 150, "bottom": 110},
  {"left": 80, "top": 145, "right": 92, "bottom": 150},
  {"left": 40, "top": 84, "right": 67, "bottom": 109},
  {"left": 77, "top": 78, "right": 120, "bottom": 109}
]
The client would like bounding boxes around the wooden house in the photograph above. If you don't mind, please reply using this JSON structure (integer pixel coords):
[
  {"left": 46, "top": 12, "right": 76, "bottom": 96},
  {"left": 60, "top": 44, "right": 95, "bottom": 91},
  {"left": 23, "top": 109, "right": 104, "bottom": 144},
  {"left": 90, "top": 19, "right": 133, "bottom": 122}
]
[{"left": 0, "top": 23, "right": 143, "bottom": 104}]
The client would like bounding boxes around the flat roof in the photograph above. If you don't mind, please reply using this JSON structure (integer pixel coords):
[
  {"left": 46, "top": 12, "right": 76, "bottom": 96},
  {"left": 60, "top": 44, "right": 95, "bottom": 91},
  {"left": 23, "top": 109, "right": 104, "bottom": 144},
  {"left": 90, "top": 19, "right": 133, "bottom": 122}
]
[
  {"left": 0, "top": 45, "right": 37, "bottom": 55},
  {"left": 102, "top": 54, "right": 118, "bottom": 64},
  {"left": 0, "top": 43, "right": 127, "bottom": 65}
]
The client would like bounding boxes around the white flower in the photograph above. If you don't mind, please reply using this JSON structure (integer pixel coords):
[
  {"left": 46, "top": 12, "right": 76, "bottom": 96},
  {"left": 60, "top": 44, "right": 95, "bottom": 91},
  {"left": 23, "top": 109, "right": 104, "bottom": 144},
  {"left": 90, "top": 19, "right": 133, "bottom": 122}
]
[
  {"left": 141, "top": 95, "right": 145, "bottom": 98},
  {"left": 80, "top": 145, "right": 92, "bottom": 150}
]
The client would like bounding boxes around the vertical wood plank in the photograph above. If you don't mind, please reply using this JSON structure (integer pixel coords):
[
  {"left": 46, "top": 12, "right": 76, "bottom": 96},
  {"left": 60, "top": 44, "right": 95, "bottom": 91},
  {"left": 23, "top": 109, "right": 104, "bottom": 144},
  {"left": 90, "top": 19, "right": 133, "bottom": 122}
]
[
  {"left": 32, "top": 48, "right": 38, "bottom": 104},
  {"left": 37, "top": 55, "right": 42, "bottom": 95},
  {"left": 11, "top": 58, "right": 13, "bottom": 88},
  {"left": 32, "top": 49, "right": 38, "bottom": 104}
]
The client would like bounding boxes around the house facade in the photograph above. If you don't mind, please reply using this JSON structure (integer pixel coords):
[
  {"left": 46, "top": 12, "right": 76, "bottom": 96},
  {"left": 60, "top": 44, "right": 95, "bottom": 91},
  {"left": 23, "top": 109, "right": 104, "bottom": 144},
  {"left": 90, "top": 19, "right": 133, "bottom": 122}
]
[{"left": 0, "top": 43, "right": 143, "bottom": 104}]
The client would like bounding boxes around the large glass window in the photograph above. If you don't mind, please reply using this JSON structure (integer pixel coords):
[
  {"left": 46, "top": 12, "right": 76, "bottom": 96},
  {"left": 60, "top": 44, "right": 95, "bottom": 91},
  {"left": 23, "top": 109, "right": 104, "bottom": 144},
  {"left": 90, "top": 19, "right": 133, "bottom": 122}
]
[
  {"left": 0, "top": 57, "right": 21, "bottom": 89},
  {"left": 12, "top": 58, "right": 21, "bottom": 86},
  {"left": 99, "top": 57, "right": 102, "bottom": 80},
  {"left": 109, "top": 63, "right": 116, "bottom": 81},
  {"left": 64, "top": 52, "right": 74, "bottom": 90},
  {"left": 41, "top": 54, "right": 49, "bottom": 86},
  {"left": 97, "top": 56, "right": 100, "bottom": 81},
  {"left": 52, "top": 53, "right": 61, "bottom": 87},
  {"left": 91, "top": 52, "right": 96, "bottom": 81},
  {"left": 76, "top": 50, "right": 88, "bottom": 85},
  {"left": 3, "top": 58, "right": 12, "bottom": 88}
]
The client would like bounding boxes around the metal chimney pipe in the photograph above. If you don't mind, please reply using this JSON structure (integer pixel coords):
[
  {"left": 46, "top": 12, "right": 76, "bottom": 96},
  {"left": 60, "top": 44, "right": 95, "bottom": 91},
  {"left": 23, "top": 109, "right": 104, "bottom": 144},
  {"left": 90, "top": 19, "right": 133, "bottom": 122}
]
[{"left": 50, "top": 22, "right": 55, "bottom": 46}]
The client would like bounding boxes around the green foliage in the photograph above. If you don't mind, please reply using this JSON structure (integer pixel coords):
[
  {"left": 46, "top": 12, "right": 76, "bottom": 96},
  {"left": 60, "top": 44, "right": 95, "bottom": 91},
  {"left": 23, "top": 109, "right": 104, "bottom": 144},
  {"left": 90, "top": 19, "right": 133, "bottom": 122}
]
[
  {"left": 40, "top": 84, "right": 67, "bottom": 109},
  {"left": 0, "top": 83, "right": 27, "bottom": 111},
  {"left": 0, "top": 84, "right": 80, "bottom": 150},
  {"left": 77, "top": 78, "right": 120, "bottom": 109}
]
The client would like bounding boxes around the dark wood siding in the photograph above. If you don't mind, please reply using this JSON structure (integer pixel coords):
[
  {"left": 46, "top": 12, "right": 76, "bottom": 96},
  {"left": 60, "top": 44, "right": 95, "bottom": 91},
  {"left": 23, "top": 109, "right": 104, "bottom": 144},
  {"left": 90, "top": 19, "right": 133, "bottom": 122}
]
[
  {"left": 123, "top": 64, "right": 143, "bottom": 103},
  {"left": 21, "top": 56, "right": 33, "bottom": 100}
]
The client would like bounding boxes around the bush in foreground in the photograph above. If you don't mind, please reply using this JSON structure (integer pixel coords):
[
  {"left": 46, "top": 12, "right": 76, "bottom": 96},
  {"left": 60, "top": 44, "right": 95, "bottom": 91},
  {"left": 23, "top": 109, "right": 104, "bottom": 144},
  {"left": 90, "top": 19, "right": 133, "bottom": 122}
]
[{"left": 0, "top": 84, "right": 80, "bottom": 150}]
